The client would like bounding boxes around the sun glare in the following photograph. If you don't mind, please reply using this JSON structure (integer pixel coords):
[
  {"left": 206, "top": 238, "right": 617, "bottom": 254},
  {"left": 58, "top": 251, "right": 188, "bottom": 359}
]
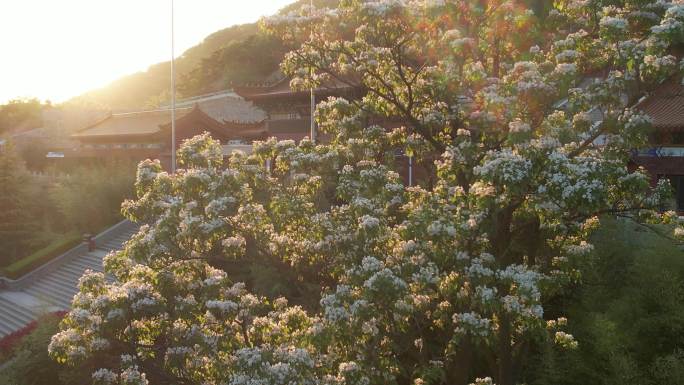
[{"left": 0, "top": 0, "right": 293, "bottom": 104}]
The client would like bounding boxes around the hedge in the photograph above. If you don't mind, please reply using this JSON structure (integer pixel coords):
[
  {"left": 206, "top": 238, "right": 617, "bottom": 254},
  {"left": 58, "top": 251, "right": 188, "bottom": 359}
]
[
  {"left": 0, "top": 232, "right": 82, "bottom": 280},
  {"left": 0, "top": 311, "right": 67, "bottom": 364}
]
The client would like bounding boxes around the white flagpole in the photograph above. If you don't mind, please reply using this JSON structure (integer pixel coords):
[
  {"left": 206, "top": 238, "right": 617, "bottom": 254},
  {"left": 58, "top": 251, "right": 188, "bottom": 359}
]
[
  {"left": 171, "top": 0, "right": 177, "bottom": 173},
  {"left": 310, "top": 0, "right": 316, "bottom": 143}
]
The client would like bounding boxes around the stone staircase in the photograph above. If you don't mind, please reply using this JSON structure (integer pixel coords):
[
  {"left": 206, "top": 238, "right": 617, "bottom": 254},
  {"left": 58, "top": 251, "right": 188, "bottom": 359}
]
[{"left": 0, "top": 221, "right": 139, "bottom": 337}]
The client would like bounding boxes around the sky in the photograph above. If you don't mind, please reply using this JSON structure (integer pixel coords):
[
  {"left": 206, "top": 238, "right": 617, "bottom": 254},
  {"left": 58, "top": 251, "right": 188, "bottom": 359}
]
[{"left": 0, "top": 0, "right": 294, "bottom": 104}]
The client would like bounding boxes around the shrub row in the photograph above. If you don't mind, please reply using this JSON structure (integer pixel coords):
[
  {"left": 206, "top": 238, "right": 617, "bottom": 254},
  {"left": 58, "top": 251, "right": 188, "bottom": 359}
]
[{"left": 0, "top": 232, "right": 81, "bottom": 280}]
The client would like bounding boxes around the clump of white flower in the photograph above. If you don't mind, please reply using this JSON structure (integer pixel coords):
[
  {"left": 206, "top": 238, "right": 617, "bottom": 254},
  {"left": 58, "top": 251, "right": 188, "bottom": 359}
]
[
  {"left": 457, "top": 128, "right": 472, "bottom": 136},
  {"left": 222, "top": 235, "right": 246, "bottom": 249},
  {"left": 361, "top": 256, "right": 384, "bottom": 272},
  {"left": 565, "top": 241, "right": 594, "bottom": 257},
  {"left": 555, "top": 62, "right": 577, "bottom": 75},
  {"left": 359, "top": 215, "right": 380, "bottom": 229},
  {"left": 555, "top": 331, "right": 579, "bottom": 349},
  {"left": 470, "top": 182, "right": 496, "bottom": 198},
  {"left": 674, "top": 227, "right": 684, "bottom": 238},
  {"left": 509, "top": 119, "right": 531, "bottom": 133},
  {"left": 555, "top": 49, "right": 577, "bottom": 63},
  {"left": 599, "top": 15, "right": 628, "bottom": 31},
  {"left": 92, "top": 368, "right": 118, "bottom": 385},
  {"left": 206, "top": 299, "right": 238, "bottom": 315},
  {"left": 470, "top": 377, "right": 495, "bottom": 385},
  {"left": 453, "top": 312, "right": 493, "bottom": 337},
  {"left": 474, "top": 149, "right": 532, "bottom": 184},
  {"left": 364, "top": 268, "right": 408, "bottom": 292},
  {"left": 120, "top": 366, "right": 149, "bottom": 385}
]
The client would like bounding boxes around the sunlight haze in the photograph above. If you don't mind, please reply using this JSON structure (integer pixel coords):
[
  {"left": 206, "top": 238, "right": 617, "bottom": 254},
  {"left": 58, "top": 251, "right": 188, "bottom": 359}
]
[{"left": 0, "top": 0, "right": 294, "bottom": 104}]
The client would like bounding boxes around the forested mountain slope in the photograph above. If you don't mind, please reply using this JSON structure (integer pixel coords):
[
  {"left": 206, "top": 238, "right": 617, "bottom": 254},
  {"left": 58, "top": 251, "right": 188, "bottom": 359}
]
[{"left": 68, "top": 0, "right": 337, "bottom": 110}]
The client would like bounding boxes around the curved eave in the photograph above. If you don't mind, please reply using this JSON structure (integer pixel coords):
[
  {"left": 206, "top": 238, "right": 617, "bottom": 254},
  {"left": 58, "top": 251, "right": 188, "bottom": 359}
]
[
  {"left": 651, "top": 124, "right": 684, "bottom": 132},
  {"left": 71, "top": 132, "right": 162, "bottom": 141},
  {"left": 158, "top": 106, "right": 227, "bottom": 137},
  {"left": 241, "top": 87, "right": 357, "bottom": 102}
]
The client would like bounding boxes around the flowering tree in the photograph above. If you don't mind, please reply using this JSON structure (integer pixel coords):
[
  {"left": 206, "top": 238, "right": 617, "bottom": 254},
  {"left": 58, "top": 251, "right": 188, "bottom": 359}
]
[{"left": 49, "top": 1, "right": 684, "bottom": 385}]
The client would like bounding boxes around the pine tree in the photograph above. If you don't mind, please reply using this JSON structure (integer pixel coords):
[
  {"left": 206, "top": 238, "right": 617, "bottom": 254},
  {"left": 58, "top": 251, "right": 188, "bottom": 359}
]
[{"left": 0, "top": 142, "right": 36, "bottom": 265}]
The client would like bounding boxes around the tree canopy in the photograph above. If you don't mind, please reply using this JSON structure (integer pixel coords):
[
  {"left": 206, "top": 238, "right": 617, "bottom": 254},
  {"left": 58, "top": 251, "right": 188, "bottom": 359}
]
[
  {"left": 0, "top": 143, "right": 36, "bottom": 264},
  {"left": 49, "top": 1, "right": 684, "bottom": 385},
  {"left": 0, "top": 98, "right": 45, "bottom": 136},
  {"left": 69, "top": 0, "right": 340, "bottom": 109}
]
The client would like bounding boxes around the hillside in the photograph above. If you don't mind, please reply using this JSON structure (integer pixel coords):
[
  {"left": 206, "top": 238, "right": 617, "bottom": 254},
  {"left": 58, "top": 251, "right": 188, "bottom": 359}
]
[
  {"left": 68, "top": 22, "right": 262, "bottom": 110},
  {"left": 68, "top": 0, "right": 337, "bottom": 110}
]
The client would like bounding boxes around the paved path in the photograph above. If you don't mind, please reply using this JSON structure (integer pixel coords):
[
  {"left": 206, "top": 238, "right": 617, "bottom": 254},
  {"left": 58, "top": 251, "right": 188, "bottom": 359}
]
[{"left": 0, "top": 221, "right": 139, "bottom": 337}]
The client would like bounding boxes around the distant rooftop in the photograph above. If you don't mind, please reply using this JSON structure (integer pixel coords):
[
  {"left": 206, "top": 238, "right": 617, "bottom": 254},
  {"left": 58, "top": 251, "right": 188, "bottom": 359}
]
[
  {"left": 161, "top": 90, "right": 267, "bottom": 124},
  {"left": 235, "top": 77, "right": 355, "bottom": 100},
  {"left": 162, "top": 90, "right": 242, "bottom": 107},
  {"left": 637, "top": 78, "right": 684, "bottom": 132},
  {"left": 72, "top": 107, "right": 193, "bottom": 138},
  {"left": 10, "top": 126, "right": 48, "bottom": 139}
]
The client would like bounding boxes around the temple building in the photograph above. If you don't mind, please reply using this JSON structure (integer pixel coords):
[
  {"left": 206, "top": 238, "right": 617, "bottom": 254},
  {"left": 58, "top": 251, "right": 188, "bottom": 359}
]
[
  {"left": 67, "top": 62, "right": 374, "bottom": 162},
  {"left": 633, "top": 78, "right": 684, "bottom": 211},
  {"left": 72, "top": 107, "right": 211, "bottom": 167},
  {"left": 67, "top": 71, "right": 684, "bottom": 205},
  {"left": 232, "top": 76, "right": 358, "bottom": 141},
  {"left": 70, "top": 91, "right": 268, "bottom": 168},
  {"left": 68, "top": 81, "right": 362, "bottom": 169}
]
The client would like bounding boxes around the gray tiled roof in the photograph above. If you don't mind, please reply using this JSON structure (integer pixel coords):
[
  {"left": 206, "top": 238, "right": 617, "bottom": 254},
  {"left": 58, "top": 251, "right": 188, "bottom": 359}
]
[
  {"left": 72, "top": 108, "right": 193, "bottom": 138},
  {"left": 197, "top": 96, "right": 267, "bottom": 123},
  {"left": 636, "top": 78, "right": 684, "bottom": 131},
  {"left": 165, "top": 90, "right": 267, "bottom": 124}
]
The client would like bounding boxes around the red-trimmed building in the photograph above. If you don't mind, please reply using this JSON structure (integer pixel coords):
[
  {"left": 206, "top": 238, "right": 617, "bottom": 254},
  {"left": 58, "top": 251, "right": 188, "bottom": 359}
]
[
  {"left": 68, "top": 74, "right": 684, "bottom": 199},
  {"left": 72, "top": 106, "right": 216, "bottom": 167},
  {"left": 232, "top": 77, "right": 359, "bottom": 141},
  {"left": 67, "top": 77, "right": 423, "bottom": 183},
  {"left": 633, "top": 78, "right": 684, "bottom": 210},
  {"left": 68, "top": 82, "right": 362, "bottom": 169},
  {"left": 70, "top": 91, "right": 269, "bottom": 168}
]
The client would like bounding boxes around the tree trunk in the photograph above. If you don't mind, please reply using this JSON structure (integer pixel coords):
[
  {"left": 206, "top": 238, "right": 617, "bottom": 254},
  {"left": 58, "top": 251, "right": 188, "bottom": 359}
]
[
  {"left": 498, "top": 316, "right": 514, "bottom": 385},
  {"left": 492, "top": 207, "right": 514, "bottom": 260},
  {"left": 492, "top": 39, "right": 501, "bottom": 79},
  {"left": 448, "top": 336, "right": 474, "bottom": 385}
]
